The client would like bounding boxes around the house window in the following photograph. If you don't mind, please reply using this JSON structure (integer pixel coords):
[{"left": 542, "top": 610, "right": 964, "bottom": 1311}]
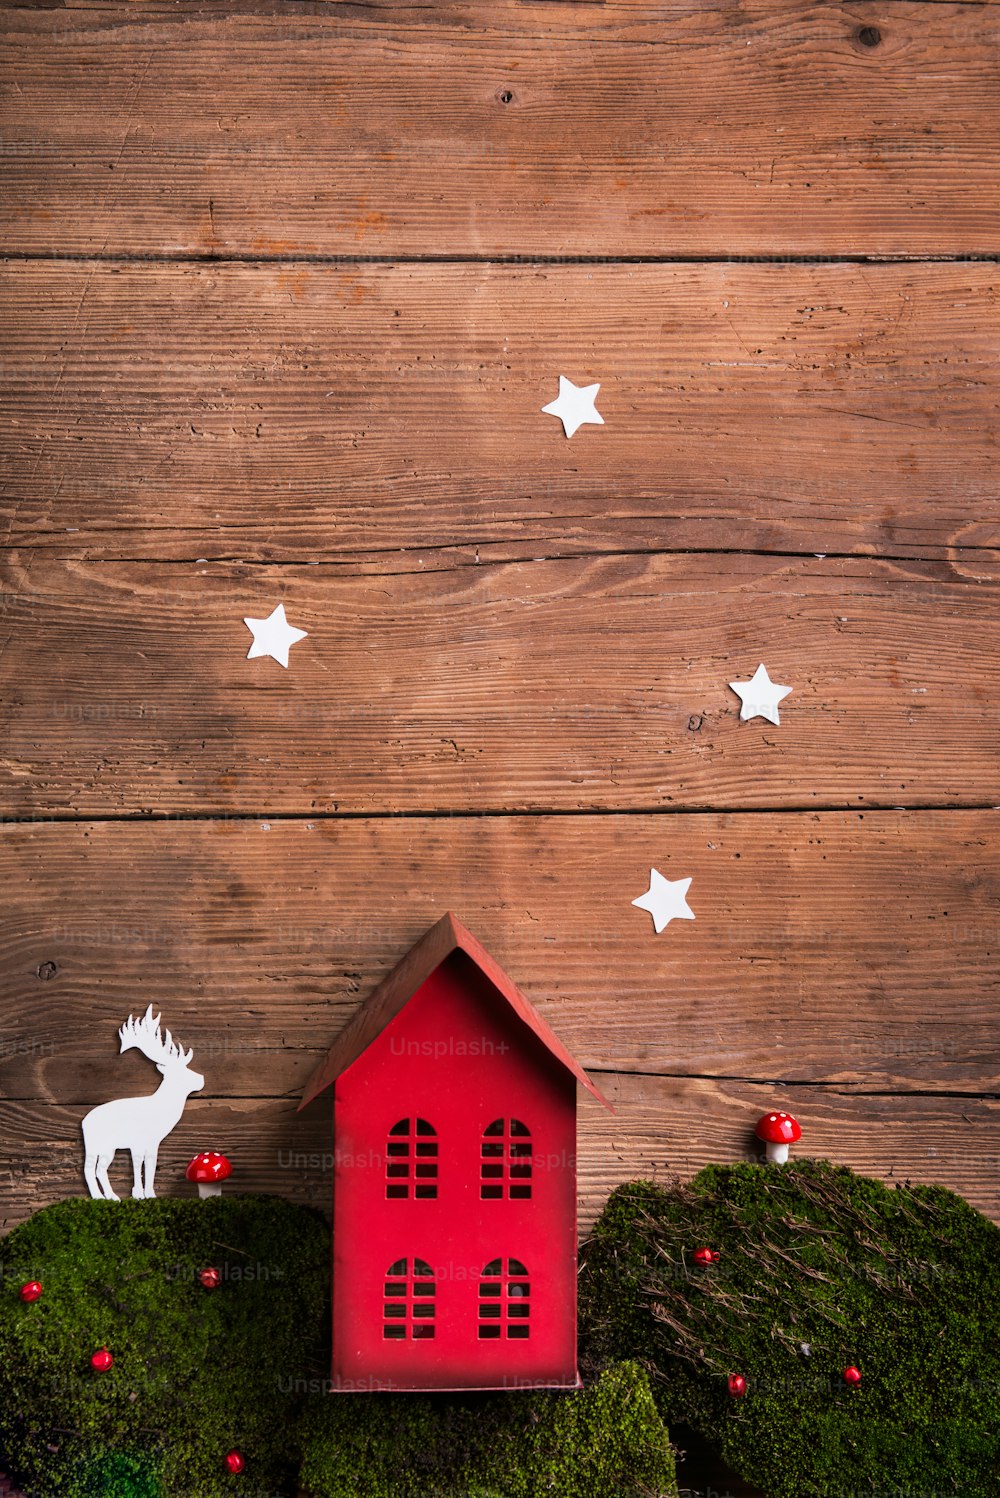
[
  {"left": 386, "top": 1118, "right": 438, "bottom": 1200},
  {"left": 480, "top": 1118, "right": 532, "bottom": 1200},
  {"left": 478, "top": 1257, "right": 530, "bottom": 1340},
  {"left": 383, "top": 1257, "right": 436, "bottom": 1339}
]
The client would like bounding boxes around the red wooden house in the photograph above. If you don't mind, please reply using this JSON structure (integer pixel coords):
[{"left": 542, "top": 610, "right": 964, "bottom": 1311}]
[{"left": 298, "top": 913, "right": 612, "bottom": 1392}]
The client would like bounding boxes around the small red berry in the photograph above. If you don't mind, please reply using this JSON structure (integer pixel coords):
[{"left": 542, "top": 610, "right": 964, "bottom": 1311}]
[
  {"left": 19, "top": 1281, "right": 43, "bottom": 1303},
  {"left": 727, "top": 1373, "right": 747, "bottom": 1398},
  {"left": 225, "top": 1450, "right": 244, "bottom": 1474},
  {"left": 90, "top": 1347, "right": 114, "bottom": 1372},
  {"left": 693, "top": 1247, "right": 721, "bottom": 1266},
  {"left": 199, "top": 1266, "right": 222, "bottom": 1289},
  {"left": 843, "top": 1365, "right": 862, "bottom": 1386}
]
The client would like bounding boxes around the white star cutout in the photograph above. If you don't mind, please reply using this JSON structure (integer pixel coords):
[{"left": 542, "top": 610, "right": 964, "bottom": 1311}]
[
  {"left": 631, "top": 869, "right": 695, "bottom": 934},
  {"left": 243, "top": 604, "right": 308, "bottom": 669},
  {"left": 541, "top": 375, "right": 604, "bottom": 439},
  {"left": 729, "top": 663, "right": 792, "bottom": 725}
]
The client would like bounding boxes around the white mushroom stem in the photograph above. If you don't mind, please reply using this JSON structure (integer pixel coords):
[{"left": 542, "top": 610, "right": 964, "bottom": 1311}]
[
  {"left": 197, "top": 1181, "right": 223, "bottom": 1198},
  {"left": 765, "top": 1140, "right": 789, "bottom": 1165}
]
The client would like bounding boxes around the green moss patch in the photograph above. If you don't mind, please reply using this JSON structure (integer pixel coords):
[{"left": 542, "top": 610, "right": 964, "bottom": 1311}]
[
  {"left": 297, "top": 1360, "right": 678, "bottom": 1498},
  {"left": 0, "top": 1197, "right": 678, "bottom": 1498},
  {"left": 0, "top": 1195, "right": 329, "bottom": 1497},
  {"left": 579, "top": 1160, "right": 1000, "bottom": 1497},
  {"left": 14, "top": 1161, "right": 991, "bottom": 1497}
]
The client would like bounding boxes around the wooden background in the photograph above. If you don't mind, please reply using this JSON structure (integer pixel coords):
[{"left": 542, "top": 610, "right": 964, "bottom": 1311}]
[
  {"left": 2, "top": 0, "right": 1000, "bottom": 1356},
  {"left": 5, "top": 5, "right": 1000, "bottom": 1492}
]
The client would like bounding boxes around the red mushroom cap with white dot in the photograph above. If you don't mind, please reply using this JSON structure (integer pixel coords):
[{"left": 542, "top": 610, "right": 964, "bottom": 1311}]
[
  {"left": 186, "top": 1151, "right": 232, "bottom": 1197},
  {"left": 755, "top": 1110, "right": 801, "bottom": 1164}
]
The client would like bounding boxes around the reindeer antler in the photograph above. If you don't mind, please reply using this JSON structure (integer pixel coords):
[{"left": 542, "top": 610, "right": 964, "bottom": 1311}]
[{"left": 118, "top": 1004, "right": 194, "bottom": 1066}]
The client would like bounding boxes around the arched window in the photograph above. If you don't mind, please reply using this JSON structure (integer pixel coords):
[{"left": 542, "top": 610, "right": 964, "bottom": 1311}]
[
  {"left": 385, "top": 1118, "right": 438, "bottom": 1200},
  {"left": 383, "top": 1257, "right": 436, "bottom": 1340},
  {"left": 478, "top": 1257, "right": 530, "bottom": 1339},
  {"left": 480, "top": 1117, "right": 532, "bottom": 1200}
]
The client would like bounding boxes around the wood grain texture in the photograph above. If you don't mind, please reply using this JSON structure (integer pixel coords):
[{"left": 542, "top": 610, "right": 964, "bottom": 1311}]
[
  {"left": 4, "top": 2, "right": 1000, "bottom": 257},
  {"left": 1, "top": 552, "right": 999, "bottom": 814},
  {"left": 2, "top": 10, "right": 994, "bottom": 1497},
  {"left": 0, "top": 814, "right": 995, "bottom": 1110},
  {"left": 4, "top": 258, "right": 1000, "bottom": 563},
  {"left": 2, "top": 1076, "right": 996, "bottom": 1238}
]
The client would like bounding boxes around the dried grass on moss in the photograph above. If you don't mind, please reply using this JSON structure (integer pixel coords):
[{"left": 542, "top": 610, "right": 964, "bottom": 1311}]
[{"left": 579, "top": 1159, "right": 1000, "bottom": 1498}]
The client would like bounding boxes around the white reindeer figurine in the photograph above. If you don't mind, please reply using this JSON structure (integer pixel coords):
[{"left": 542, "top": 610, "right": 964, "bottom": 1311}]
[{"left": 82, "top": 1005, "right": 204, "bottom": 1200}]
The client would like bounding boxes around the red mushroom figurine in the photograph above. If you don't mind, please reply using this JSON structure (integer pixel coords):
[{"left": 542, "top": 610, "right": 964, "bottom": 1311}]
[
  {"left": 755, "top": 1110, "right": 802, "bottom": 1165},
  {"left": 19, "top": 1281, "right": 43, "bottom": 1303},
  {"left": 727, "top": 1373, "right": 747, "bottom": 1398},
  {"left": 186, "top": 1151, "right": 232, "bottom": 1199},
  {"left": 225, "top": 1450, "right": 244, "bottom": 1474},
  {"left": 844, "top": 1365, "right": 862, "bottom": 1386},
  {"left": 199, "top": 1266, "right": 222, "bottom": 1289},
  {"left": 693, "top": 1247, "right": 721, "bottom": 1266}
]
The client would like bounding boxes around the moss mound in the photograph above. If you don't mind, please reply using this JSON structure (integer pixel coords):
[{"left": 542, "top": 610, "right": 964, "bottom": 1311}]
[
  {"left": 297, "top": 1360, "right": 678, "bottom": 1498},
  {"left": 0, "top": 1196, "right": 678, "bottom": 1498},
  {"left": 17, "top": 1163, "right": 990, "bottom": 1496},
  {"left": 0, "top": 1195, "right": 330, "bottom": 1497},
  {"left": 579, "top": 1160, "right": 1000, "bottom": 1497}
]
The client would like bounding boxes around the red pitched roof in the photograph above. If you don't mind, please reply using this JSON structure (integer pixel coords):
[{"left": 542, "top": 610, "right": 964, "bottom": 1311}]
[{"left": 298, "top": 912, "right": 613, "bottom": 1111}]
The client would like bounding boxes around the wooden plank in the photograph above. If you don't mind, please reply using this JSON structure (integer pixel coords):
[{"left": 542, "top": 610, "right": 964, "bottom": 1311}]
[
  {"left": 4, "top": 259, "right": 1000, "bottom": 563},
  {"left": 4, "top": 3, "right": 1000, "bottom": 257},
  {"left": 580, "top": 1074, "right": 1000, "bottom": 1231},
  {"left": 2, "top": 1076, "right": 997, "bottom": 1236},
  {"left": 1, "top": 552, "right": 999, "bottom": 815},
  {"left": 0, "top": 814, "right": 996, "bottom": 1105}
]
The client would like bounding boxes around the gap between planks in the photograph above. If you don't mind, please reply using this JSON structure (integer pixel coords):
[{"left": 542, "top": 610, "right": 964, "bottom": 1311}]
[
  {"left": 7, "top": 252, "right": 1000, "bottom": 267},
  {"left": 73, "top": 544, "right": 1000, "bottom": 574},
  {"left": 11, "top": 1082, "right": 997, "bottom": 1112},
  {"left": 2, "top": 804, "right": 1000, "bottom": 824}
]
